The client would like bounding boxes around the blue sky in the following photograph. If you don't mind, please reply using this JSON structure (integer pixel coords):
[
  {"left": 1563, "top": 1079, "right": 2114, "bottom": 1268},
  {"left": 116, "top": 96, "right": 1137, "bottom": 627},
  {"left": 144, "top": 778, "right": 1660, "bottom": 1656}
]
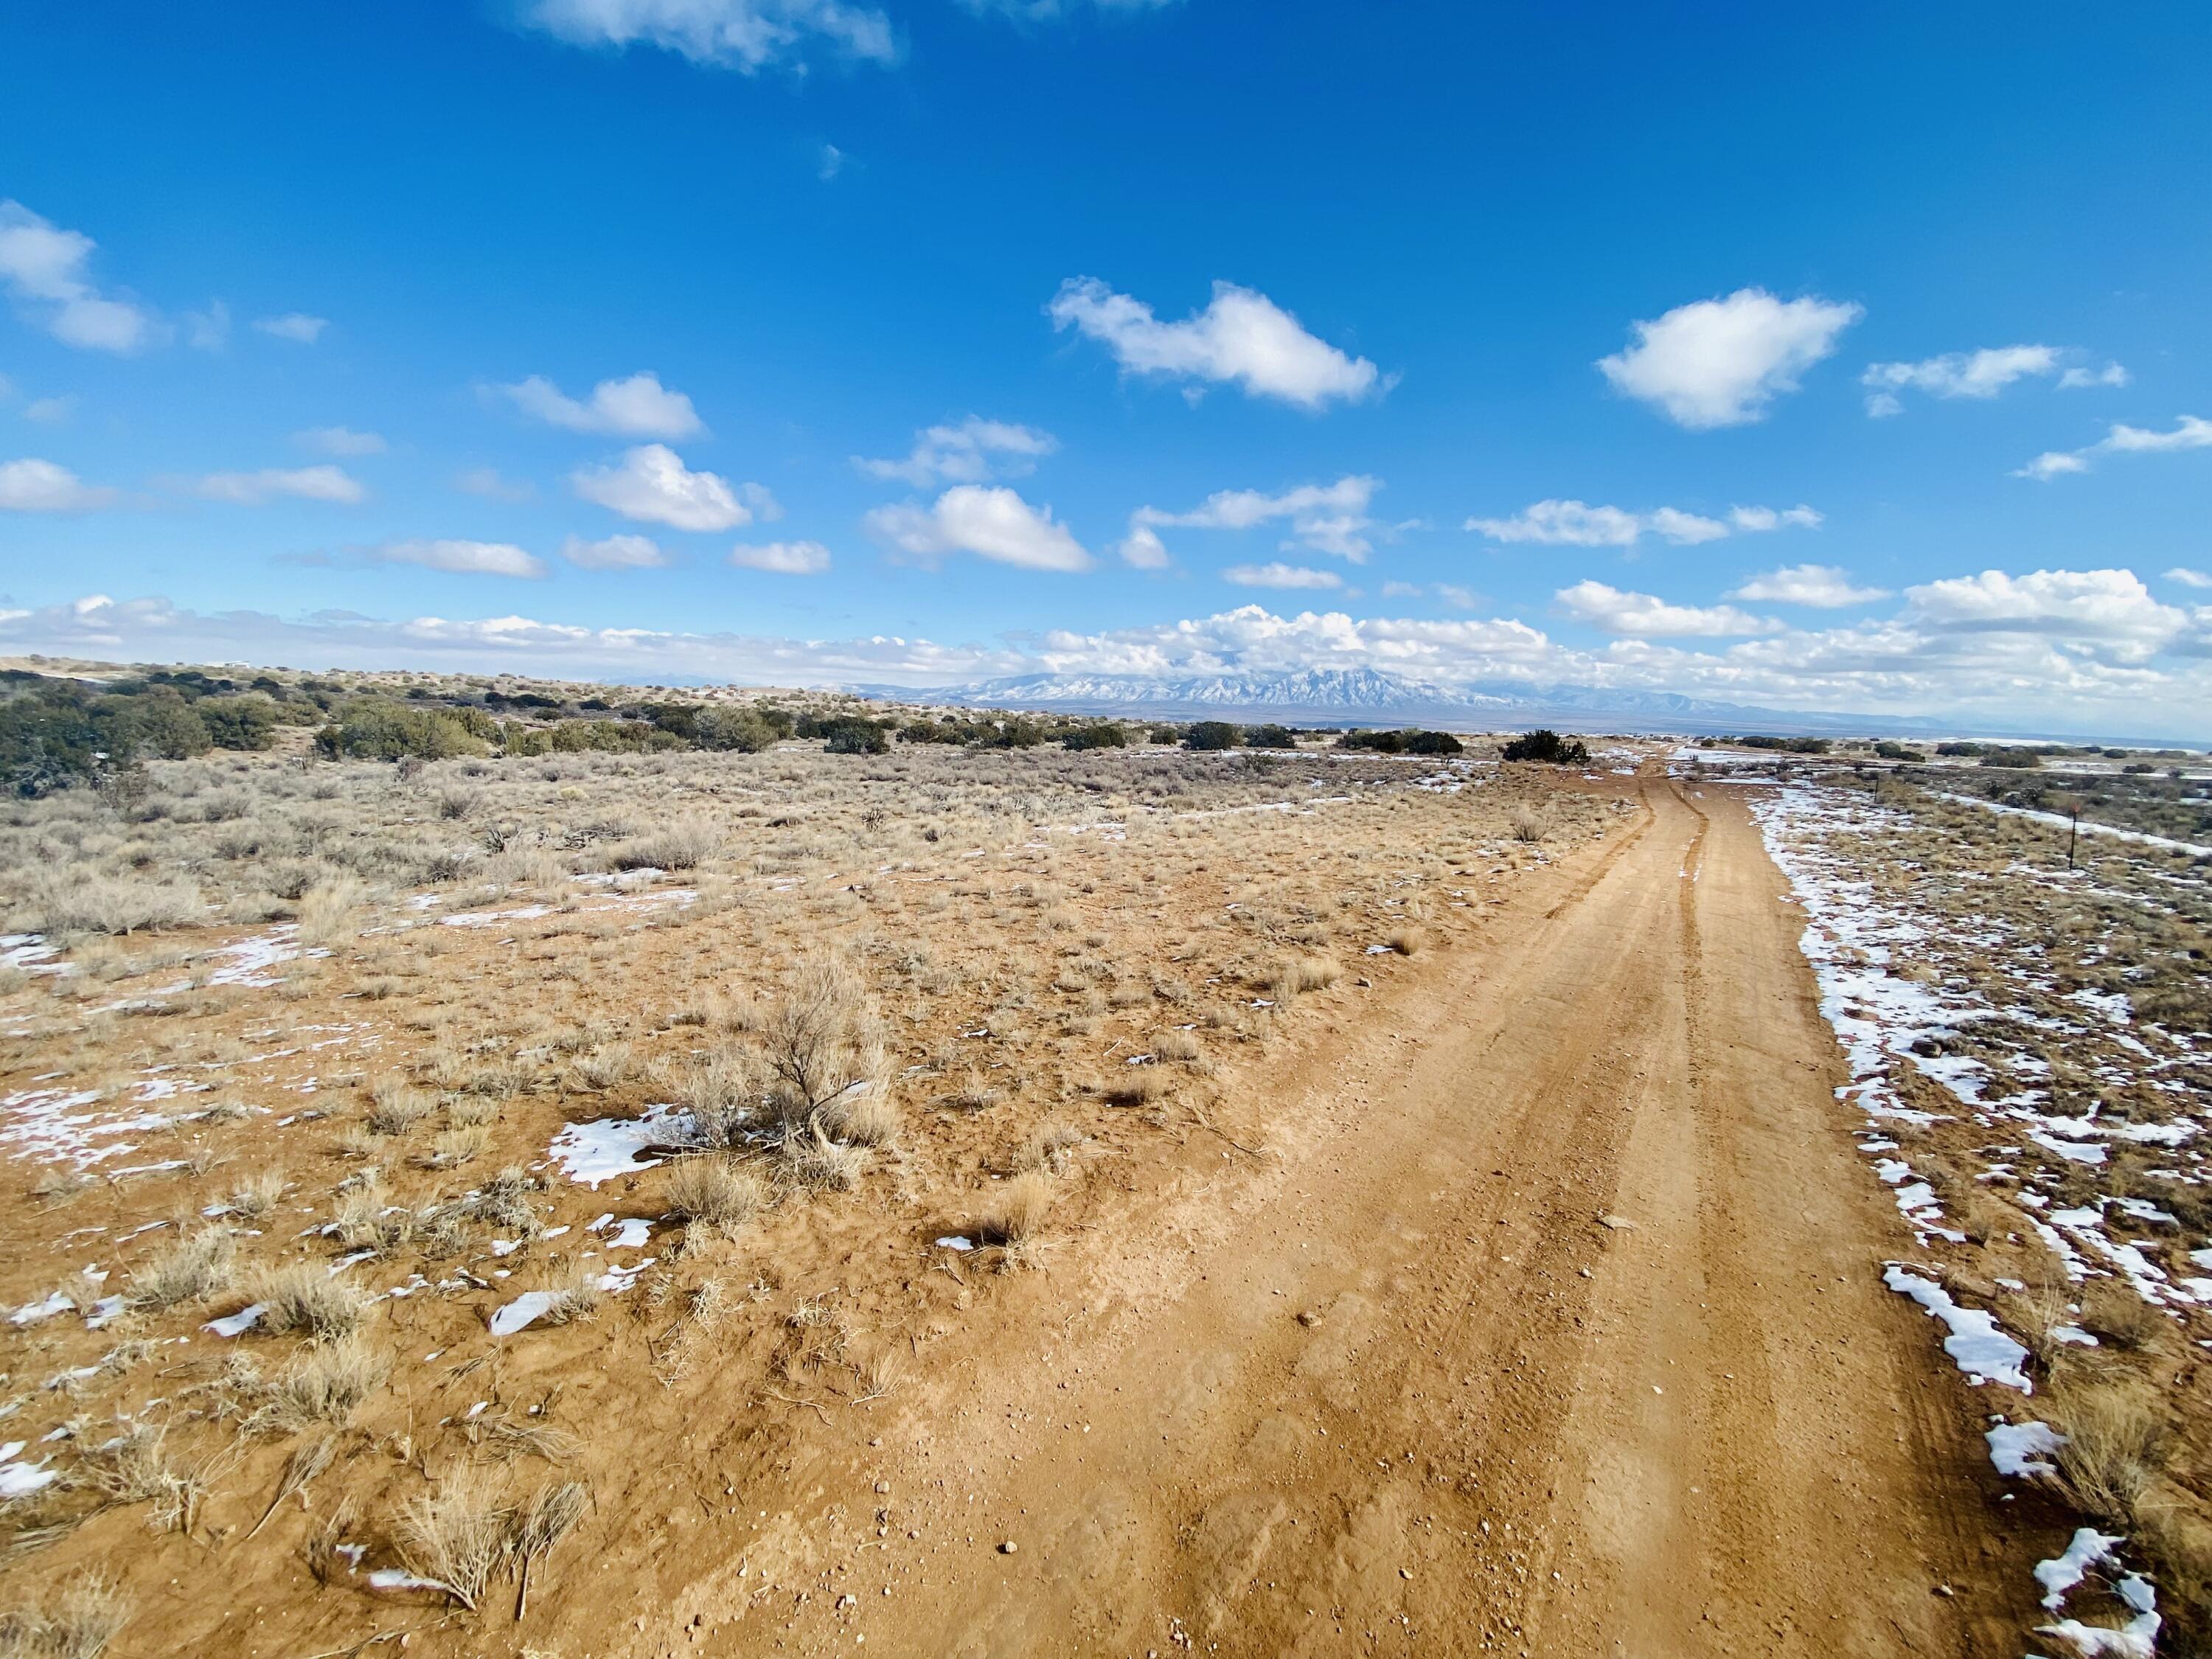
[{"left": 3, "top": 0, "right": 2210, "bottom": 731}]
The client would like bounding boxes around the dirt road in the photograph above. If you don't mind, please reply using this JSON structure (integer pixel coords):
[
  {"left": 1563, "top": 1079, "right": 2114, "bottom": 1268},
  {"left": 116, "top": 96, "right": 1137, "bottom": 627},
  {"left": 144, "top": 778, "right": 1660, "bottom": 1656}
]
[{"left": 603, "top": 782, "right": 2043, "bottom": 1658}]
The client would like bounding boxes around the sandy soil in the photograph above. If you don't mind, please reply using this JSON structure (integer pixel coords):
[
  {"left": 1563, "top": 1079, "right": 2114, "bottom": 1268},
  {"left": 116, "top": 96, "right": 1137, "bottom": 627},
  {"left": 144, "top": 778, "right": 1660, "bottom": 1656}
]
[{"left": 524, "top": 779, "right": 2046, "bottom": 1659}]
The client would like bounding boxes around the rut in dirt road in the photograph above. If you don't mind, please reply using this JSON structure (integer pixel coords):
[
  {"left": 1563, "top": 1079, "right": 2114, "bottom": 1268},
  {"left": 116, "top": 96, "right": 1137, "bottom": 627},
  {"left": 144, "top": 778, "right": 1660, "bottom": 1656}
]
[{"left": 705, "top": 783, "right": 2040, "bottom": 1659}]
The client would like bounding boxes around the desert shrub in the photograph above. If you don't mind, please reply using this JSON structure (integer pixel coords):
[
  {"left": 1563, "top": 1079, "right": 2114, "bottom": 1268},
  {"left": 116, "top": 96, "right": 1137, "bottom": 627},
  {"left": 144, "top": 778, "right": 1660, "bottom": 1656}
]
[
  {"left": 198, "top": 694, "right": 280, "bottom": 751},
  {"left": 818, "top": 717, "right": 891, "bottom": 755},
  {"left": 1062, "top": 723, "right": 1127, "bottom": 751},
  {"left": 317, "top": 700, "right": 489, "bottom": 762},
  {"left": 757, "top": 959, "right": 884, "bottom": 1130},
  {"left": 1184, "top": 722, "right": 1240, "bottom": 751},
  {"left": 692, "top": 706, "right": 779, "bottom": 752},
  {"left": 777, "top": 1120, "right": 869, "bottom": 1190},
  {"left": 397, "top": 1468, "right": 511, "bottom": 1612},
  {"left": 976, "top": 1169, "right": 1052, "bottom": 1264},
  {"left": 1406, "top": 729, "right": 1464, "bottom": 755},
  {"left": 1509, "top": 805, "right": 1547, "bottom": 842},
  {"left": 673, "top": 1046, "right": 765, "bottom": 1149},
  {"left": 17, "top": 874, "right": 202, "bottom": 937},
  {"left": 821, "top": 1088, "right": 899, "bottom": 1147},
  {"left": 1245, "top": 724, "right": 1298, "bottom": 750},
  {"left": 610, "top": 818, "right": 718, "bottom": 870},
  {"left": 1500, "top": 728, "right": 1590, "bottom": 765}
]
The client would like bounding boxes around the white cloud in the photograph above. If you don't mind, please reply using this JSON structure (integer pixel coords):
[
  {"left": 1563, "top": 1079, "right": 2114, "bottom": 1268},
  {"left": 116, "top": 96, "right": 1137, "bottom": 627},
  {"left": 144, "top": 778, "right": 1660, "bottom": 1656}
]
[
  {"left": 1646, "top": 507, "right": 1729, "bottom": 545},
  {"left": 856, "top": 417, "right": 1057, "bottom": 487},
  {"left": 1116, "top": 525, "right": 1170, "bottom": 570},
  {"left": 24, "top": 396, "right": 77, "bottom": 424},
  {"left": 2016, "top": 414, "right": 2212, "bottom": 481},
  {"left": 185, "top": 301, "right": 230, "bottom": 352},
  {"left": 561, "top": 532, "right": 669, "bottom": 569},
  {"left": 2058, "top": 363, "right": 2129, "bottom": 390},
  {"left": 193, "top": 465, "right": 366, "bottom": 506},
  {"left": 1863, "top": 346, "right": 2127, "bottom": 415},
  {"left": 968, "top": 0, "right": 1178, "bottom": 16},
  {"left": 1133, "top": 475, "right": 1380, "bottom": 560},
  {"left": 501, "top": 371, "right": 704, "bottom": 439},
  {"left": 1902, "top": 568, "right": 2185, "bottom": 661},
  {"left": 1468, "top": 498, "right": 1820, "bottom": 549},
  {"left": 818, "top": 144, "right": 847, "bottom": 181},
  {"left": 295, "top": 426, "right": 386, "bottom": 456},
  {"left": 1554, "top": 580, "right": 1780, "bottom": 638},
  {"left": 1467, "top": 499, "right": 1639, "bottom": 547},
  {"left": 2164, "top": 568, "right": 2212, "bottom": 590},
  {"left": 521, "top": 0, "right": 896, "bottom": 71},
  {"left": 1048, "top": 277, "right": 1383, "bottom": 410},
  {"left": 456, "top": 466, "right": 535, "bottom": 503},
  {"left": 0, "top": 201, "right": 161, "bottom": 354},
  {"left": 1728, "top": 504, "right": 1823, "bottom": 532},
  {"left": 1598, "top": 288, "right": 1861, "bottom": 428},
  {"left": 864, "top": 484, "right": 1091, "bottom": 572},
  {"left": 729, "top": 540, "right": 832, "bottom": 574},
  {"left": 571, "top": 444, "right": 770, "bottom": 532},
  {"left": 0, "top": 457, "right": 116, "bottom": 513},
  {"left": 1222, "top": 562, "right": 1342, "bottom": 590},
  {"left": 254, "top": 313, "right": 328, "bottom": 344},
  {"left": 372, "top": 540, "right": 546, "bottom": 579},
  {"left": 1726, "top": 564, "right": 1890, "bottom": 607}
]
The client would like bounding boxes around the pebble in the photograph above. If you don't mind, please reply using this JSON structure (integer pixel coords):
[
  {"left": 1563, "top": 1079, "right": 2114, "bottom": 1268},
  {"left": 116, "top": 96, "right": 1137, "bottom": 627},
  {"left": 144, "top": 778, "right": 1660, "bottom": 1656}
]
[{"left": 1000, "top": 1540, "right": 1018, "bottom": 1554}]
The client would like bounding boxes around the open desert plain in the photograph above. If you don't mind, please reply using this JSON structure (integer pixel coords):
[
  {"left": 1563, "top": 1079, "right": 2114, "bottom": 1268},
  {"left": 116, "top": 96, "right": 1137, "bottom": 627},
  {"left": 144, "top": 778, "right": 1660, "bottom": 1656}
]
[{"left": 0, "top": 675, "right": 2205, "bottom": 1659}]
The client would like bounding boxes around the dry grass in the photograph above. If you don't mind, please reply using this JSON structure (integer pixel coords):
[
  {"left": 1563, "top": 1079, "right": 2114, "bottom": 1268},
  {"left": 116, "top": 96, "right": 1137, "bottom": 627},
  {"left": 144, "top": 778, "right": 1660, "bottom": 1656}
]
[
  {"left": 1387, "top": 927, "right": 1427, "bottom": 956},
  {"left": 2047, "top": 1381, "right": 2164, "bottom": 1526},
  {"left": 243, "top": 1337, "right": 389, "bottom": 1434},
  {"left": 226, "top": 1166, "right": 287, "bottom": 1222},
  {"left": 821, "top": 1088, "right": 899, "bottom": 1147},
  {"left": 125, "top": 1228, "right": 235, "bottom": 1311},
  {"left": 74, "top": 1423, "right": 218, "bottom": 1534},
  {"left": 778, "top": 1121, "right": 869, "bottom": 1191},
  {"left": 663, "top": 1158, "right": 767, "bottom": 1233},
  {"left": 364, "top": 1080, "right": 432, "bottom": 1136},
  {"left": 976, "top": 1169, "right": 1054, "bottom": 1269},
  {"left": 1102, "top": 1067, "right": 1166, "bottom": 1107},
  {"left": 1509, "top": 805, "right": 1548, "bottom": 843},
  {"left": 251, "top": 1264, "right": 369, "bottom": 1341},
  {"left": 2078, "top": 1280, "right": 2160, "bottom": 1351},
  {"left": 0, "top": 1574, "right": 128, "bottom": 1659},
  {"left": 397, "top": 1467, "right": 511, "bottom": 1613},
  {"left": 1012, "top": 1121, "right": 1084, "bottom": 1175}
]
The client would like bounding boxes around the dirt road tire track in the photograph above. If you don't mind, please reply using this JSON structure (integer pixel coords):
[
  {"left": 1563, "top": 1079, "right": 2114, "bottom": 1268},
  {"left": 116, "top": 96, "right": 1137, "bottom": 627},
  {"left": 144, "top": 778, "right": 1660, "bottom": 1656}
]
[{"left": 607, "top": 781, "right": 2043, "bottom": 1659}]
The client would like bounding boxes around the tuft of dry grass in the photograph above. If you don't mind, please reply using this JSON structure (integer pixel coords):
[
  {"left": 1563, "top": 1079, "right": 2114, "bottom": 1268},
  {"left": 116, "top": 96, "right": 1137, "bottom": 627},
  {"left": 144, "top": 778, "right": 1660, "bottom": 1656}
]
[
  {"left": 1012, "top": 1121, "right": 1084, "bottom": 1175},
  {"left": 419, "top": 1124, "right": 490, "bottom": 1170},
  {"left": 125, "top": 1228, "right": 235, "bottom": 1311},
  {"left": 2047, "top": 1381, "right": 2164, "bottom": 1526},
  {"left": 778, "top": 1121, "right": 869, "bottom": 1191},
  {"left": 1386, "top": 927, "right": 1427, "bottom": 956},
  {"left": 976, "top": 1169, "right": 1054, "bottom": 1268},
  {"left": 539, "top": 1267, "right": 601, "bottom": 1326},
  {"left": 243, "top": 1337, "right": 389, "bottom": 1435},
  {"left": 1509, "top": 805, "right": 1547, "bottom": 843},
  {"left": 364, "top": 1080, "right": 432, "bottom": 1136},
  {"left": 1102, "top": 1067, "right": 1166, "bottom": 1107},
  {"left": 74, "top": 1423, "right": 218, "bottom": 1534},
  {"left": 821, "top": 1089, "right": 898, "bottom": 1147},
  {"left": 0, "top": 1573, "right": 128, "bottom": 1659},
  {"left": 671, "top": 1045, "right": 762, "bottom": 1150},
  {"left": 566, "top": 1043, "right": 636, "bottom": 1093},
  {"left": 2078, "top": 1281, "right": 2160, "bottom": 1351},
  {"left": 397, "top": 1467, "right": 512, "bottom": 1613},
  {"left": 18, "top": 874, "right": 201, "bottom": 939},
  {"left": 251, "top": 1265, "right": 369, "bottom": 1342},
  {"left": 1271, "top": 956, "right": 1338, "bottom": 999},
  {"left": 663, "top": 1158, "right": 766, "bottom": 1233},
  {"left": 226, "top": 1166, "right": 287, "bottom": 1222},
  {"left": 1152, "top": 1029, "right": 1202, "bottom": 1062}
]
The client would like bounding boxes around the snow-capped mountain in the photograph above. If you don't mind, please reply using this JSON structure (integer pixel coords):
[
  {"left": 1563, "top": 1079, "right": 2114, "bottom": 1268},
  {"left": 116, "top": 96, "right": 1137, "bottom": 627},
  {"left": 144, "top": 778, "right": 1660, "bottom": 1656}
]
[{"left": 852, "top": 666, "right": 1966, "bottom": 738}]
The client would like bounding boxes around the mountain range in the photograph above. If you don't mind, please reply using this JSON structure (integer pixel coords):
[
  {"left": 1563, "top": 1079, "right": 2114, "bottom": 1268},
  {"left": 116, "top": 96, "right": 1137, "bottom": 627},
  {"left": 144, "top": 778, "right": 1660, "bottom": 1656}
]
[{"left": 850, "top": 667, "right": 1968, "bottom": 739}]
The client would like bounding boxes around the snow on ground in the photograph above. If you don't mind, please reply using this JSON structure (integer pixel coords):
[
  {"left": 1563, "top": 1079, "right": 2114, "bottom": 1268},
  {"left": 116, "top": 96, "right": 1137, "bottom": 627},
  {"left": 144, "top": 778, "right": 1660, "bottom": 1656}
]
[{"left": 1748, "top": 777, "right": 2208, "bottom": 1654}]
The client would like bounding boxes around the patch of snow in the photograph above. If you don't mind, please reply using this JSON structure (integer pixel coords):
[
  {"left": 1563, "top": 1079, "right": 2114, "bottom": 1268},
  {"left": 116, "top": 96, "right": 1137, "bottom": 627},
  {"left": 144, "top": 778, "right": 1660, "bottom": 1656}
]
[{"left": 1882, "top": 1265, "right": 2032, "bottom": 1391}]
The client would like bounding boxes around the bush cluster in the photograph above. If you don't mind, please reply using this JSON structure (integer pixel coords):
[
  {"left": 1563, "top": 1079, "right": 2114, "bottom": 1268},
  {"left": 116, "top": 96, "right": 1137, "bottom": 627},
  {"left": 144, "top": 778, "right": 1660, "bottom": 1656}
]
[{"left": 1500, "top": 728, "right": 1590, "bottom": 765}]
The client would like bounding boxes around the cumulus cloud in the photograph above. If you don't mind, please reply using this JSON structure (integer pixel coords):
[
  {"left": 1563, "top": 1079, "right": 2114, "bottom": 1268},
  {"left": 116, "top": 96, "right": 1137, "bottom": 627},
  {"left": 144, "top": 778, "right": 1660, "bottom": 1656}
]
[
  {"left": 501, "top": 371, "right": 705, "bottom": 439},
  {"left": 1467, "top": 498, "right": 1819, "bottom": 548},
  {"left": 1116, "top": 525, "right": 1171, "bottom": 570},
  {"left": 856, "top": 417, "right": 1057, "bottom": 487},
  {"left": 371, "top": 540, "right": 547, "bottom": 579},
  {"left": 1554, "top": 580, "right": 1779, "bottom": 638},
  {"left": 1598, "top": 288, "right": 1860, "bottom": 428},
  {"left": 0, "top": 457, "right": 117, "bottom": 513},
  {"left": 0, "top": 201, "right": 161, "bottom": 353},
  {"left": 1901, "top": 568, "right": 2186, "bottom": 661},
  {"left": 1726, "top": 564, "right": 1890, "bottom": 607},
  {"left": 571, "top": 444, "right": 771, "bottom": 532},
  {"left": 728, "top": 540, "right": 832, "bottom": 574},
  {"left": 192, "top": 465, "right": 365, "bottom": 506},
  {"left": 1132, "top": 476, "right": 1380, "bottom": 562},
  {"left": 1863, "top": 345, "right": 2126, "bottom": 416},
  {"left": 1222, "top": 562, "right": 1342, "bottom": 590},
  {"left": 254, "top": 313, "right": 328, "bottom": 344},
  {"left": 295, "top": 426, "right": 385, "bottom": 456},
  {"left": 865, "top": 484, "right": 1091, "bottom": 572},
  {"left": 521, "top": 0, "right": 896, "bottom": 72},
  {"left": 560, "top": 532, "right": 669, "bottom": 569},
  {"left": 2017, "top": 414, "right": 2212, "bottom": 481},
  {"left": 1048, "top": 277, "right": 1383, "bottom": 410}
]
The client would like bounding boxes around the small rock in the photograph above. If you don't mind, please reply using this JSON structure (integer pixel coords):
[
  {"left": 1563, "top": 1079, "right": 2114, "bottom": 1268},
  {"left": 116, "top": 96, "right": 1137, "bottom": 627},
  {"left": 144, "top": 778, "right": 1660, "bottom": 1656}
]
[
  {"left": 1000, "top": 1540, "right": 1018, "bottom": 1554},
  {"left": 874, "top": 1480, "right": 891, "bottom": 1495},
  {"left": 1399, "top": 1568, "right": 1413, "bottom": 1580},
  {"left": 1597, "top": 1214, "right": 1635, "bottom": 1231},
  {"left": 1296, "top": 1310, "right": 1321, "bottom": 1328}
]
